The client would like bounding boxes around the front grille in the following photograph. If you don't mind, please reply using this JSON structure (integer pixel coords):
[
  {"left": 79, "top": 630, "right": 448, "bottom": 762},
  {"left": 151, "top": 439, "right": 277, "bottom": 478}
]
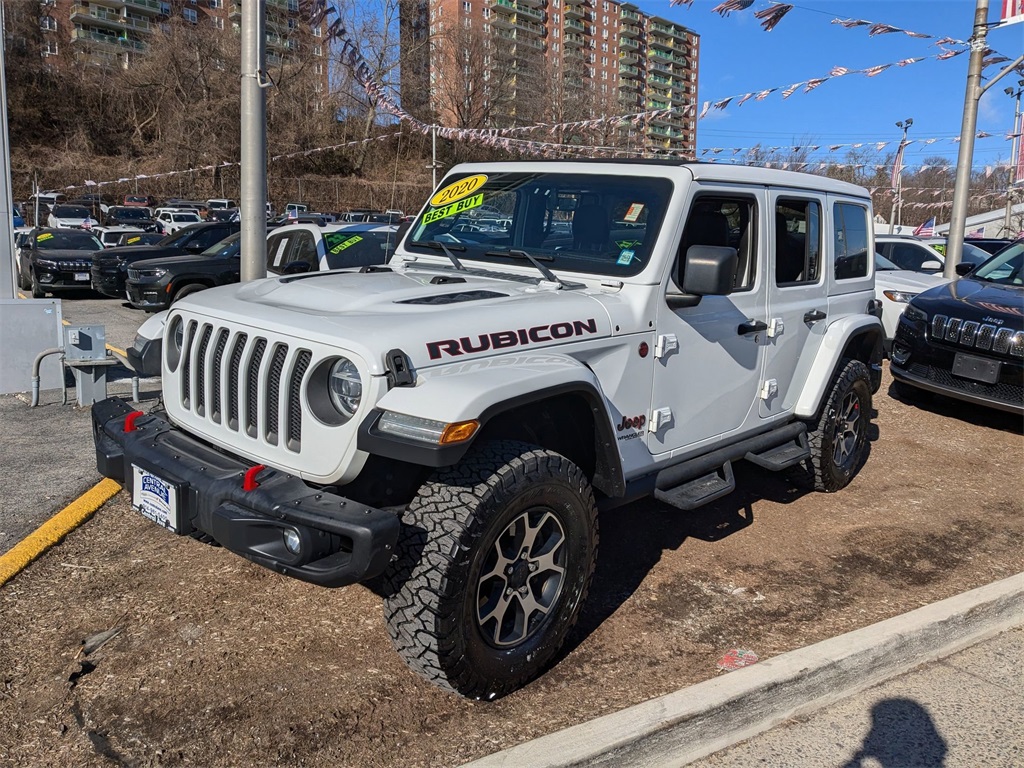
[
  {"left": 175, "top": 322, "right": 311, "bottom": 453},
  {"left": 929, "top": 314, "right": 1024, "bottom": 358},
  {"left": 53, "top": 259, "right": 93, "bottom": 271}
]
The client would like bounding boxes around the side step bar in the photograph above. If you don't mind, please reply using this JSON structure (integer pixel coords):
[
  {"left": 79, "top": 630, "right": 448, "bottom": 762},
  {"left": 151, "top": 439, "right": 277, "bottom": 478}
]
[{"left": 653, "top": 422, "right": 809, "bottom": 511}]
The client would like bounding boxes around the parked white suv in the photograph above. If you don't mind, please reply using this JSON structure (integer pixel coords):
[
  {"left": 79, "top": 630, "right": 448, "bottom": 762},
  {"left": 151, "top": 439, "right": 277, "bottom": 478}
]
[
  {"left": 154, "top": 208, "right": 202, "bottom": 234},
  {"left": 94, "top": 161, "right": 884, "bottom": 700}
]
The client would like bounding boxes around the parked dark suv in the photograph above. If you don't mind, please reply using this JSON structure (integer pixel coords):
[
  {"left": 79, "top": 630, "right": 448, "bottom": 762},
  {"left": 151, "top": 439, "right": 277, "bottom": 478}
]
[
  {"left": 91, "top": 222, "right": 239, "bottom": 299},
  {"left": 890, "top": 240, "right": 1023, "bottom": 414},
  {"left": 104, "top": 206, "right": 159, "bottom": 230},
  {"left": 125, "top": 232, "right": 246, "bottom": 311},
  {"left": 17, "top": 228, "right": 104, "bottom": 297}
]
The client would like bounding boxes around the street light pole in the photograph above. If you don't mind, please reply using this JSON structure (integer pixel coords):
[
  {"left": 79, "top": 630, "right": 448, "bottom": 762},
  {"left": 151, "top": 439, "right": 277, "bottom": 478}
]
[
  {"left": 1004, "top": 79, "right": 1024, "bottom": 236},
  {"left": 893, "top": 118, "right": 912, "bottom": 232},
  {"left": 945, "top": 0, "right": 1024, "bottom": 279},
  {"left": 240, "top": 0, "right": 268, "bottom": 282}
]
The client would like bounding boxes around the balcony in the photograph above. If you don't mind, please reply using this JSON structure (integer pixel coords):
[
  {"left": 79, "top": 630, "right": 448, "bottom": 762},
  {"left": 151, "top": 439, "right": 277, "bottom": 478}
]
[
  {"left": 618, "top": 80, "right": 641, "bottom": 93},
  {"left": 122, "top": 0, "right": 162, "bottom": 14},
  {"left": 516, "top": 3, "right": 545, "bottom": 22},
  {"left": 492, "top": 0, "right": 517, "bottom": 13},
  {"left": 71, "top": 27, "right": 146, "bottom": 51},
  {"left": 565, "top": 18, "right": 584, "bottom": 32},
  {"left": 491, "top": 7, "right": 515, "bottom": 28},
  {"left": 515, "top": 18, "right": 545, "bottom": 36},
  {"left": 70, "top": 5, "right": 124, "bottom": 31},
  {"left": 518, "top": 0, "right": 546, "bottom": 7},
  {"left": 519, "top": 35, "right": 546, "bottom": 50},
  {"left": 620, "top": 23, "right": 642, "bottom": 38},
  {"left": 619, "top": 36, "right": 639, "bottom": 50},
  {"left": 564, "top": 32, "right": 584, "bottom": 47},
  {"left": 619, "top": 63, "right": 640, "bottom": 78},
  {"left": 564, "top": 0, "right": 584, "bottom": 20},
  {"left": 621, "top": 9, "right": 640, "bottom": 22},
  {"left": 123, "top": 15, "right": 154, "bottom": 33},
  {"left": 648, "top": 35, "right": 675, "bottom": 52}
]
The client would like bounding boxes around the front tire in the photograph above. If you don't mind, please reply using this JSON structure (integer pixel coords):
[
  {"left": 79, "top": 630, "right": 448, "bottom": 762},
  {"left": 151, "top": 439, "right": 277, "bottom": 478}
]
[
  {"left": 383, "top": 440, "right": 599, "bottom": 700},
  {"left": 791, "top": 358, "right": 872, "bottom": 492},
  {"left": 172, "top": 283, "right": 206, "bottom": 303},
  {"left": 30, "top": 270, "right": 45, "bottom": 299}
]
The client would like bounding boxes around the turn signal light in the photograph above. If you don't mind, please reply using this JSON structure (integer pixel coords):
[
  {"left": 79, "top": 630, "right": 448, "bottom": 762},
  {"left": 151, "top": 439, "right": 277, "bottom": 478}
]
[{"left": 439, "top": 420, "right": 480, "bottom": 444}]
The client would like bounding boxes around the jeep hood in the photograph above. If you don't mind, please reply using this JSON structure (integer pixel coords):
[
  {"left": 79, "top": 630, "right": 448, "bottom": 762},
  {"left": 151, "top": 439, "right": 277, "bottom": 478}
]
[
  {"left": 913, "top": 277, "right": 1024, "bottom": 329},
  {"left": 173, "top": 268, "right": 614, "bottom": 374}
]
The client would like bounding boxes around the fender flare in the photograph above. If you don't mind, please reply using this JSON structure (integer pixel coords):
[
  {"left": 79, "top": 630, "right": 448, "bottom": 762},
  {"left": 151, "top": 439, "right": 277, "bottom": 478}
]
[
  {"left": 795, "top": 315, "right": 884, "bottom": 418},
  {"left": 356, "top": 352, "right": 625, "bottom": 496}
]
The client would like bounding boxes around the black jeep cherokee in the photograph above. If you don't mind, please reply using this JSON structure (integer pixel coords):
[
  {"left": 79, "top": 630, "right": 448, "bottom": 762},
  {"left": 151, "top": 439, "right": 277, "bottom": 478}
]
[{"left": 890, "top": 241, "right": 1023, "bottom": 414}]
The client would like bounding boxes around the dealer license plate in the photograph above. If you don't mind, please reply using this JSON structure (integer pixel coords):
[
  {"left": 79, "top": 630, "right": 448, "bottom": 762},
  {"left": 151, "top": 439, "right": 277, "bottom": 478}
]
[
  {"left": 74, "top": 272, "right": 89, "bottom": 281},
  {"left": 132, "top": 465, "right": 180, "bottom": 532},
  {"left": 952, "top": 352, "right": 1000, "bottom": 385}
]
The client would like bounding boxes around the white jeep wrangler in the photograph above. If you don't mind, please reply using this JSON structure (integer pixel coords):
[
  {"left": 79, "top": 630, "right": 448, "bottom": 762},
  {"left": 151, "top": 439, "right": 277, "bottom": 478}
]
[{"left": 94, "top": 160, "right": 883, "bottom": 699}]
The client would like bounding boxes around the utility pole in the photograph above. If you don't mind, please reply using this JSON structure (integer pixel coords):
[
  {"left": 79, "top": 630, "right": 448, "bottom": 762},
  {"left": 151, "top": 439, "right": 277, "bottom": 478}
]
[
  {"left": 891, "top": 118, "right": 912, "bottom": 233},
  {"left": 945, "top": 0, "right": 1024, "bottom": 279},
  {"left": 240, "top": 0, "right": 268, "bottom": 282},
  {"left": 1004, "top": 78, "right": 1024, "bottom": 236}
]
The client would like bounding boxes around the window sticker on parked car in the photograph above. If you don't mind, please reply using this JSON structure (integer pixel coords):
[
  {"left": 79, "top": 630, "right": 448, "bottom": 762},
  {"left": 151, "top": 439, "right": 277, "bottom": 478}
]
[
  {"left": 327, "top": 234, "right": 363, "bottom": 254},
  {"left": 422, "top": 193, "right": 484, "bottom": 225},
  {"left": 37, "top": 233, "right": 53, "bottom": 242},
  {"left": 615, "top": 239, "right": 643, "bottom": 250},
  {"left": 623, "top": 203, "right": 645, "bottom": 222},
  {"left": 127, "top": 236, "right": 142, "bottom": 244},
  {"left": 429, "top": 174, "right": 488, "bottom": 208}
]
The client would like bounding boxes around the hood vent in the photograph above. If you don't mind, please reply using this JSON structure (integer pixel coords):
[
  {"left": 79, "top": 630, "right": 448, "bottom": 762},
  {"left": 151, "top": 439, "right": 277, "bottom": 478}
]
[{"left": 398, "top": 290, "right": 507, "bottom": 306}]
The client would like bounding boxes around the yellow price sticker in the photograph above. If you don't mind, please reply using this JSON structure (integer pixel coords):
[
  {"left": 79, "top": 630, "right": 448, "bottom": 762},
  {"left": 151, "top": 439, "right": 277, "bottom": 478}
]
[
  {"left": 429, "top": 174, "right": 488, "bottom": 208},
  {"left": 127, "top": 236, "right": 141, "bottom": 244},
  {"left": 328, "top": 235, "right": 363, "bottom": 254},
  {"left": 422, "top": 193, "right": 484, "bottom": 226},
  {"left": 37, "top": 233, "right": 54, "bottom": 241}
]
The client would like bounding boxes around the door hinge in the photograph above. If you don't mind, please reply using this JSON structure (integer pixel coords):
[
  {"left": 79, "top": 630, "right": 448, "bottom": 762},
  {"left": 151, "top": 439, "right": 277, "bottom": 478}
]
[
  {"left": 650, "top": 407, "right": 673, "bottom": 433},
  {"left": 654, "top": 334, "right": 678, "bottom": 359},
  {"left": 767, "top": 318, "right": 784, "bottom": 338},
  {"left": 760, "top": 379, "right": 778, "bottom": 401}
]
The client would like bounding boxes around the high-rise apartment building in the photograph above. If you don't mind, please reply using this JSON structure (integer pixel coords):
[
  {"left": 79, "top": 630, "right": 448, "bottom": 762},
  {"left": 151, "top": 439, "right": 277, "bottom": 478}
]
[
  {"left": 37, "top": 0, "right": 328, "bottom": 95},
  {"left": 409, "top": 0, "right": 698, "bottom": 157}
]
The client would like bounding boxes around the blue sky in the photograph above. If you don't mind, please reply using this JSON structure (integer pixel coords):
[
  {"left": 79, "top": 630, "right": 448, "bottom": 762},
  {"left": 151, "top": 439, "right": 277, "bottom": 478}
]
[{"left": 650, "top": 0, "right": 1023, "bottom": 172}]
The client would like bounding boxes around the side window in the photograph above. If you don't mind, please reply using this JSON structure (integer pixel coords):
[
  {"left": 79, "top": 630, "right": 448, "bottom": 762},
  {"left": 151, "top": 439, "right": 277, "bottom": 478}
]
[
  {"left": 833, "top": 203, "right": 870, "bottom": 280},
  {"left": 676, "top": 196, "right": 757, "bottom": 291},
  {"left": 290, "top": 232, "right": 319, "bottom": 270},
  {"left": 775, "top": 198, "right": 821, "bottom": 286},
  {"left": 266, "top": 233, "right": 293, "bottom": 273},
  {"left": 189, "top": 227, "right": 228, "bottom": 250}
]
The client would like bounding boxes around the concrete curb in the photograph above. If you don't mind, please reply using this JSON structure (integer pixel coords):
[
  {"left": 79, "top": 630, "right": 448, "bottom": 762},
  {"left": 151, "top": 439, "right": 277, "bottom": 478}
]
[
  {"left": 0, "top": 478, "right": 121, "bottom": 588},
  {"left": 464, "top": 572, "right": 1024, "bottom": 768}
]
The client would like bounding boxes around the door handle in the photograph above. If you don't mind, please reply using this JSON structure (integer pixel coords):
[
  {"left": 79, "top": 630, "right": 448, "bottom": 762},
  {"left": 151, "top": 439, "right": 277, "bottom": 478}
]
[
  {"left": 738, "top": 319, "right": 768, "bottom": 335},
  {"left": 803, "top": 309, "right": 827, "bottom": 323}
]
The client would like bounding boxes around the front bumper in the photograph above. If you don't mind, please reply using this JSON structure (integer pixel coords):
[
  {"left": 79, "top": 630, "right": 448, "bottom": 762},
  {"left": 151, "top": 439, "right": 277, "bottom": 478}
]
[
  {"left": 91, "top": 267, "right": 126, "bottom": 298},
  {"left": 37, "top": 267, "right": 93, "bottom": 290},
  {"left": 92, "top": 397, "right": 400, "bottom": 587},
  {"left": 126, "top": 280, "right": 171, "bottom": 310},
  {"left": 890, "top": 317, "right": 1023, "bottom": 415}
]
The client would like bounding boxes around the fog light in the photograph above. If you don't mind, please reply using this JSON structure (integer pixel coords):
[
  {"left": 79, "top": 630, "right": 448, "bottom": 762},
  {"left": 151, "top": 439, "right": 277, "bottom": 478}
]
[{"left": 282, "top": 527, "right": 301, "bottom": 555}]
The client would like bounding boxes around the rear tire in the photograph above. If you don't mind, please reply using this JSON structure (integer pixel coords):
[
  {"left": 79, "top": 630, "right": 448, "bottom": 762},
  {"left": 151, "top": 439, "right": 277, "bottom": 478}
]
[
  {"left": 791, "top": 358, "right": 872, "bottom": 492},
  {"left": 383, "top": 440, "right": 599, "bottom": 700}
]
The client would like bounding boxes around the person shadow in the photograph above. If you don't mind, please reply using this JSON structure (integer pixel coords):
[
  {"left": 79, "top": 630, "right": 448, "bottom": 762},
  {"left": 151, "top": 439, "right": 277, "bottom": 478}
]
[{"left": 841, "top": 697, "right": 948, "bottom": 767}]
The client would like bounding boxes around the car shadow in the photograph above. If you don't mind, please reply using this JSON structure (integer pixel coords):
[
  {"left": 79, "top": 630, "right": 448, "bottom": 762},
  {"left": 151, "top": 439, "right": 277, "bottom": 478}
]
[{"left": 887, "top": 382, "right": 1023, "bottom": 434}]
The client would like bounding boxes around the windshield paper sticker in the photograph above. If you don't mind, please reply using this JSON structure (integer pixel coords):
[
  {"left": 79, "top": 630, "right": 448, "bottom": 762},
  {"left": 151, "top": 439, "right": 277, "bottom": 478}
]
[
  {"left": 127, "top": 236, "right": 142, "bottom": 244},
  {"left": 37, "top": 233, "right": 53, "bottom": 242},
  {"left": 423, "top": 193, "right": 484, "bottom": 225},
  {"left": 615, "top": 239, "right": 643, "bottom": 250},
  {"left": 430, "top": 174, "right": 488, "bottom": 208},
  {"left": 328, "top": 235, "right": 363, "bottom": 254},
  {"left": 617, "top": 249, "right": 635, "bottom": 265},
  {"left": 624, "top": 203, "right": 645, "bottom": 222}
]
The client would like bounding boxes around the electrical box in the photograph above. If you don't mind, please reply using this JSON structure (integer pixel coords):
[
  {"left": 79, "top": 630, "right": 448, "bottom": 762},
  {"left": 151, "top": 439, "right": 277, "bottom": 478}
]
[{"left": 64, "top": 325, "right": 108, "bottom": 362}]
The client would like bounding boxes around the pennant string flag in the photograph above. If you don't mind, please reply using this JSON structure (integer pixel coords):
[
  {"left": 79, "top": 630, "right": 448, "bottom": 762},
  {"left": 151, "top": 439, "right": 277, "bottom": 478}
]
[{"left": 754, "top": 3, "right": 793, "bottom": 32}]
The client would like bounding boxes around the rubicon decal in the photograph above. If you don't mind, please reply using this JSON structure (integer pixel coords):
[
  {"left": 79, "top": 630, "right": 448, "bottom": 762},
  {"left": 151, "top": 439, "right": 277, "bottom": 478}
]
[{"left": 427, "top": 318, "right": 599, "bottom": 360}]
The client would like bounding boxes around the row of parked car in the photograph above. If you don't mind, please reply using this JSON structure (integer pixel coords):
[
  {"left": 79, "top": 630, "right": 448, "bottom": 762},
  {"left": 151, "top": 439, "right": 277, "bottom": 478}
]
[{"left": 13, "top": 218, "right": 402, "bottom": 311}]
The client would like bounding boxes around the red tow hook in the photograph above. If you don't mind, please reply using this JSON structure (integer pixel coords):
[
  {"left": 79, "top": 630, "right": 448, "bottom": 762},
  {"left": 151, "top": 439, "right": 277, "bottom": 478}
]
[
  {"left": 123, "top": 410, "right": 145, "bottom": 432},
  {"left": 243, "top": 464, "right": 267, "bottom": 492}
]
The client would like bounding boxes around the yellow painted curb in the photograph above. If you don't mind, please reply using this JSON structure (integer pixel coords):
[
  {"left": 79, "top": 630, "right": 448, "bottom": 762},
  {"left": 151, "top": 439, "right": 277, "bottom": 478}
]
[{"left": 0, "top": 478, "right": 122, "bottom": 588}]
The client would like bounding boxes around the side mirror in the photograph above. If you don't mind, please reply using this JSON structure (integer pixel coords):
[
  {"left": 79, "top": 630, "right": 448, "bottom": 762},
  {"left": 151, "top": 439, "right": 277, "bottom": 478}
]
[
  {"left": 666, "top": 245, "right": 737, "bottom": 310},
  {"left": 186, "top": 243, "right": 205, "bottom": 254},
  {"left": 920, "top": 259, "right": 942, "bottom": 271},
  {"left": 282, "top": 261, "right": 311, "bottom": 274},
  {"left": 955, "top": 262, "right": 975, "bottom": 277}
]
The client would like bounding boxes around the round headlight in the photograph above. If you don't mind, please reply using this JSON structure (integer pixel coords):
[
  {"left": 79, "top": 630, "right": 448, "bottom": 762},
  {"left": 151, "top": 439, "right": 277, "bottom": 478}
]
[
  {"left": 166, "top": 316, "right": 184, "bottom": 371},
  {"left": 328, "top": 357, "right": 362, "bottom": 418}
]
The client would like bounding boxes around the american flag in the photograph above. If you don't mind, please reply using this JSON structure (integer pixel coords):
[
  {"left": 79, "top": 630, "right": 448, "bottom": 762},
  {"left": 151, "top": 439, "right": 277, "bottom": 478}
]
[
  {"left": 967, "top": 226, "right": 985, "bottom": 238},
  {"left": 913, "top": 217, "right": 935, "bottom": 237}
]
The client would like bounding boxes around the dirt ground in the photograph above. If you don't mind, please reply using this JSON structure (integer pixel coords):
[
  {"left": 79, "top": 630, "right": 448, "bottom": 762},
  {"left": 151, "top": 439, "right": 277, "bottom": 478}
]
[{"left": 1, "top": 366, "right": 1022, "bottom": 768}]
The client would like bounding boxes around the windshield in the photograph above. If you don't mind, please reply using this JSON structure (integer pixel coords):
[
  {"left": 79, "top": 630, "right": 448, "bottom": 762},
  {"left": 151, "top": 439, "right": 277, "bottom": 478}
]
[
  {"left": 323, "top": 229, "right": 398, "bottom": 269},
  {"left": 406, "top": 172, "right": 673, "bottom": 278},
  {"left": 53, "top": 205, "right": 90, "bottom": 218},
  {"left": 972, "top": 242, "right": 1023, "bottom": 286},
  {"left": 201, "top": 232, "right": 242, "bottom": 258},
  {"left": 35, "top": 230, "right": 102, "bottom": 250}
]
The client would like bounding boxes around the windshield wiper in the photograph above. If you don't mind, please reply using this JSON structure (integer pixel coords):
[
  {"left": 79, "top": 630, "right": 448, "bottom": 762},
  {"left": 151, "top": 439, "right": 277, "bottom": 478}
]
[
  {"left": 421, "top": 240, "right": 467, "bottom": 270},
  {"left": 485, "top": 248, "right": 568, "bottom": 288}
]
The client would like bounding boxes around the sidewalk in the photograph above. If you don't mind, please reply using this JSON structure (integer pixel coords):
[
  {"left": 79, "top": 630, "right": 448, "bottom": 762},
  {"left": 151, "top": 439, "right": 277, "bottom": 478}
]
[{"left": 693, "top": 626, "right": 1024, "bottom": 767}]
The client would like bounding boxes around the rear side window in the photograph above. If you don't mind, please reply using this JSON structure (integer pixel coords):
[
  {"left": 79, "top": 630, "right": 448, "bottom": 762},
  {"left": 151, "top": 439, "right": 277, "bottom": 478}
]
[
  {"left": 775, "top": 199, "right": 821, "bottom": 286},
  {"left": 833, "top": 203, "right": 870, "bottom": 280},
  {"left": 323, "top": 231, "right": 397, "bottom": 269},
  {"left": 290, "top": 232, "right": 319, "bottom": 270}
]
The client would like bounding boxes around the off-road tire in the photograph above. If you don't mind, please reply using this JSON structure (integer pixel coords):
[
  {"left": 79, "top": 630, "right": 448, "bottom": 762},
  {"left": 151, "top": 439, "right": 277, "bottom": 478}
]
[
  {"left": 382, "top": 440, "right": 599, "bottom": 700},
  {"left": 790, "top": 358, "right": 872, "bottom": 493},
  {"left": 30, "top": 270, "right": 45, "bottom": 299},
  {"left": 173, "top": 283, "right": 206, "bottom": 303}
]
